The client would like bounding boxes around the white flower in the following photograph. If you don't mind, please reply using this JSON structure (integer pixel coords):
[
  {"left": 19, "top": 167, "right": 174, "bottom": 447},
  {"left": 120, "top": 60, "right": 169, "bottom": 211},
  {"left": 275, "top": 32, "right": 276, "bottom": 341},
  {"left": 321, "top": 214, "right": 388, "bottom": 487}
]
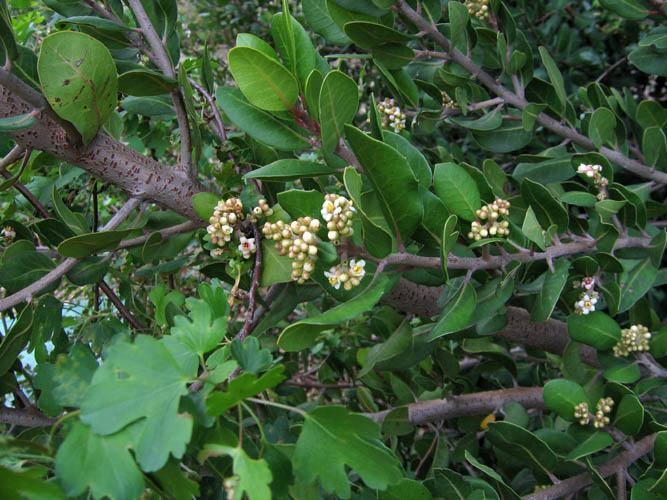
[
  {"left": 575, "top": 293, "right": 597, "bottom": 315},
  {"left": 349, "top": 259, "right": 366, "bottom": 278},
  {"left": 321, "top": 200, "right": 340, "bottom": 221},
  {"left": 577, "top": 164, "right": 601, "bottom": 178},
  {"left": 238, "top": 237, "right": 256, "bottom": 259},
  {"left": 581, "top": 277, "right": 595, "bottom": 290},
  {"left": 221, "top": 224, "right": 233, "bottom": 241},
  {"left": 324, "top": 267, "right": 341, "bottom": 289}
]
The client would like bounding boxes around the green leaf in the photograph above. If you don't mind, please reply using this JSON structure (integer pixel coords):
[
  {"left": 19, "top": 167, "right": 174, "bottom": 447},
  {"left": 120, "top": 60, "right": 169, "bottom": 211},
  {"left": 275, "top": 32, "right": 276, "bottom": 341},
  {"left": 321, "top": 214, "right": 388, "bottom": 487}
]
[
  {"left": 449, "top": 108, "right": 502, "bottom": 131},
  {"left": 56, "top": 230, "right": 132, "bottom": 258},
  {"left": 278, "top": 275, "right": 390, "bottom": 351},
  {"left": 588, "top": 108, "right": 617, "bottom": 149},
  {"left": 522, "top": 102, "right": 547, "bottom": 131},
  {"left": 372, "top": 43, "right": 415, "bottom": 69},
  {"left": 441, "top": 214, "right": 459, "bottom": 280},
  {"left": 514, "top": 157, "right": 575, "bottom": 185},
  {"left": 538, "top": 46, "right": 566, "bottom": 112},
  {"left": 55, "top": 421, "right": 144, "bottom": 500},
  {"left": 304, "top": 69, "right": 323, "bottom": 120},
  {"left": 343, "top": 21, "right": 415, "bottom": 48},
  {"left": 272, "top": 12, "right": 316, "bottom": 88},
  {"left": 655, "top": 431, "right": 667, "bottom": 466},
  {"left": 521, "top": 178, "right": 569, "bottom": 232},
  {"left": 171, "top": 298, "right": 228, "bottom": 358},
  {"left": 383, "top": 478, "right": 433, "bottom": 500},
  {"left": 230, "top": 337, "right": 272, "bottom": 374},
  {"left": 567, "top": 311, "right": 621, "bottom": 350},
  {"left": 245, "top": 159, "right": 339, "bottom": 181},
  {"left": 277, "top": 189, "right": 324, "bottom": 220},
  {"left": 531, "top": 258, "right": 570, "bottom": 321},
  {"left": 636, "top": 99, "right": 667, "bottom": 129},
  {"left": 543, "top": 379, "right": 590, "bottom": 422},
  {"left": 117, "top": 69, "right": 177, "bottom": 96},
  {"left": 199, "top": 445, "right": 273, "bottom": 500},
  {"left": 642, "top": 127, "right": 667, "bottom": 169},
  {"left": 464, "top": 451, "right": 521, "bottom": 500},
  {"left": 0, "top": 465, "right": 65, "bottom": 500},
  {"left": 228, "top": 46, "right": 298, "bottom": 112},
  {"left": 472, "top": 119, "right": 533, "bottom": 152},
  {"left": 205, "top": 365, "right": 286, "bottom": 415},
  {"left": 566, "top": 431, "right": 614, "bottom": 460},
  {"left": 120, "top": 95, "right": 174, "bottom": 116},
  {"left": 433, "top": 162, "right": 480, "bottom": 222},
  {"left": 0, "top": 112, "right": 36, "bottom": 131},
  {"left": 52, "top": 343, "right": 98, "bottom": 407},
  {"left": 260, "top": 240, "right": 293, "bottom": 286},
  {"left": 447, "top": 0, "right": 470, "bottom": 49},
  {"left": 486, "top": 421, "right": 559, "bottom": 474},
  {"left": 302, "top": 0, "right": 350, "bottom": 45},
  {"left": 628, "top": 45, "right": 667, "bottom": 76},
  {"left": 293, "top": 405, "right": 402, "bottom": 498},
  {"left": 0, "top": 251, "right": 57, "bottom": 295},
  {"left": 52, "top": 185, "right": 88, "bottom": 235},
  {"left": 345, "top": 125, "right": 423, "bottom": 241},
  {"left": 236, "top": 33, "right": 279, "bottom": 60},
  {"left": 600, "top": 0, "right": 651, "bottom": 20},
  {"left": 522, "top": 206, "right": 547, "bottom": 250},
  {"left": 201, "top": 43, "right": 214, "bottom": 95},
  {"left": 66, "top": 256, "right": 110, "bottom": 285},
  {"left": 38, "top": 31, "right": 118, "bottom": 144},
  {"left": 619, "top": 258, "right": 658, "bottom": 313},
  {"left": 343, "top": 167, "right": 393, "bottom": 258},
  {"left": 0, "top": 0, "right": 18, "bottom": 64},
  {"left": 613, "top": 394, "right": 644, "bottom": 436},
  {"left": 319, "top": 70, "right": 358, "bottom": 152},
  {"left": 426, "top": 281, "right": 476, "bottom": 340},
  {"left": 177, "top": 63, "right": 202, "bottom": 165},
  {"left": 191, "top": 192, "right": 220, "bottom": 223},
  {"left": 80, "top": 335, "right": 195, "bottom": 472},
  {"left": 0, "top": 305, "right": 33, "bottom": 377},
  {"left": 559, "top": 191, "right": 598, "bottom": 207}
]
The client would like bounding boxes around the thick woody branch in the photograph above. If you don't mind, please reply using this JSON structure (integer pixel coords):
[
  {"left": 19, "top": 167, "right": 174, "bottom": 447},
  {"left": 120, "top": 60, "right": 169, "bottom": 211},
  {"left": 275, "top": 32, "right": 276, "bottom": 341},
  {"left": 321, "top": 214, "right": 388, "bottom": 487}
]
[
  {"left": 0, "top": 406, "right": 57, "bottom": 427},
  {"left": 367, "top": 386, "right": 544, "bottom": 425},
  {"left": 396, "top": 0, "right": 667, "bottom": 185},
  {"left": 382, "top": 279, "right": 598, "bottom": 365},
  {"left": 1, "top": 78, "right": 204, "bottom": 221},
  {"left": 523, "top": 434, "right": 656, "bottom": 500}
]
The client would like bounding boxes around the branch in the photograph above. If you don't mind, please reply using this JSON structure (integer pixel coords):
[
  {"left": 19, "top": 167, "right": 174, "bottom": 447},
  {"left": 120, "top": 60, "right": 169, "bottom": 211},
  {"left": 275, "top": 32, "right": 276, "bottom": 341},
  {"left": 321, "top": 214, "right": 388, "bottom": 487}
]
[
  {"left": 367, "top": 386, "right": 545, "bottom": 425},
  {"left": 1, "top": 78, "right": 204, "bottom": 220},
  {"left": 382, "top": 279, "right": 598, "bottom": 365},
  {"left": 396, "top": 0, "right": 667, "bottom": 185},
  {"left": 0, "top": 198, "right": 141, "bottom": 312},
  {"left": 125, "top": 0, "right": 192, "bottom": 174},
  {"left": 237, "top": 223, "right": 263, "bottom": 342},
  {"left": 0, "top": 406, "right": 57, "bottom": 427},
  {"left": 98, "top": 280, "right": 144, "bottom": 332},
  {"left": 522, "top": 434, "right": 656, "bottom": 500},
  {"left": 1, "top": 148, "right": 52, "bottom": 218},
  {"left": 354, "top": 236, "right": 653, "bottom": 271}
]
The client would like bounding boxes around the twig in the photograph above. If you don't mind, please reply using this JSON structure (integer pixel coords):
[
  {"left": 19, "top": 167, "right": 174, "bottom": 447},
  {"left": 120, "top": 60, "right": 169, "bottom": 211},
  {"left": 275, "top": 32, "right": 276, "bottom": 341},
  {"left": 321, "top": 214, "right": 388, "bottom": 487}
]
[
  {"left": 522, "top": 434, "right": 656, "bottom": 500},
  {"left": 285, "top": 380, "right": 356, "bottom": 389},
  {"left": 395, "top": 0, "right": 667, "bottom": 185},
  {"left": 366, "top": 386, "right": 545, "bottom": 425},
  {"left": 0, "top": 198, "right": 141, "bottom": 312},
  {"left": 236, "top": 223, "right": 263, "bottom": 342},
  {"left": 98, "top": 280, "right": 144, "bottom": 332},
  {"left": 0, "top": 406, "right": 58, "bottom": 427},
  {"left": 125, "top": 0, "right": 192, "bottom": 174},
  {"left": 1, "top": 149, "right": 52, "bottom": 219},
  {"left": 334, "top": 140, "right": 364, "bottom": 173}
]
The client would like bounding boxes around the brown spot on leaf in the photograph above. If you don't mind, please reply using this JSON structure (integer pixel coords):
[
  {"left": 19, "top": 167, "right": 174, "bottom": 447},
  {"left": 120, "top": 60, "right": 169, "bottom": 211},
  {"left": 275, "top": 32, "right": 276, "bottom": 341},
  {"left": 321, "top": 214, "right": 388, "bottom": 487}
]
[{"left": 63, "top": 79, "right": 70, "bottom": 86}]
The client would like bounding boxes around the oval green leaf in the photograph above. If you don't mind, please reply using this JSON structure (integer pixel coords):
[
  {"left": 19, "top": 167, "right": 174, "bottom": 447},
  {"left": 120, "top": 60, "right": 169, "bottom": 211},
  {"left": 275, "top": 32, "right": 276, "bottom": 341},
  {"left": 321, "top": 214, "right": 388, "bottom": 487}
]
[
  {"left": 543, "top": 379, "right": 590, "bottom": 422},
  {"left": 567, "top": 311, "right": 621, "bottom": 350},
  {"left": 433, "top": 162, "right": 480, "bottom": 222}
]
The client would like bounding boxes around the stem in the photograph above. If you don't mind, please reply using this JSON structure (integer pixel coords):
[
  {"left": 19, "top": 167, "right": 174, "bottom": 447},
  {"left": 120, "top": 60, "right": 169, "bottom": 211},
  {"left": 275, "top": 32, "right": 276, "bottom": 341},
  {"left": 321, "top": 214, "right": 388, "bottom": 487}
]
[
  {"left": 237, "top": 223, "right": 263, "bottom": 342},
  {"left": 246, "top": 397, "right": 307, "bottom": 417}
]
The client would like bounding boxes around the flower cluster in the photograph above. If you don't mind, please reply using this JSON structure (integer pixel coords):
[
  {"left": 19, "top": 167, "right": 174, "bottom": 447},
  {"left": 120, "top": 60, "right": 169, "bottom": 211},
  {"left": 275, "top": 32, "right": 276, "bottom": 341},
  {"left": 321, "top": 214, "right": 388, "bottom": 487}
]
[
  {"left": 324, "top": 259, "right": 366, "bottom": 291},
  {"left": 573, "top": 276, "right": 599, "bottom": 315},
  {"left": 613, "top": 324, "right": 651, "bottom": 357},
  {"left": 577, "top": 163, "right": 609, "bottom": 200},
  {"left": 207, "top": 198, "right": 243, "bottom": 249},
  {"left": 574, "top": 397, "right": 614, "bottom": 428},
  {"left": 1, "top": 226, "right": 16, "bottom": 244},
  {"left": 251, "top": 198, "right": 274, "bottom": 219},
  {"left": 468, "top": 198, "right": 510, "bottom": 241},
  {"left": 441, "top": 91, "right": 456, "bottom": 110},
  {"left": 377, "top": 98, "right": 406, "bottom": 133},
  {"left": 464, "top": 0, "right": 490, "bottom": 20},
  {"left": 321, "top": 194, "right": 355, "bottom": 245},
  {"left": 262, "top": 216, "right": 321, "bottom": 284}
]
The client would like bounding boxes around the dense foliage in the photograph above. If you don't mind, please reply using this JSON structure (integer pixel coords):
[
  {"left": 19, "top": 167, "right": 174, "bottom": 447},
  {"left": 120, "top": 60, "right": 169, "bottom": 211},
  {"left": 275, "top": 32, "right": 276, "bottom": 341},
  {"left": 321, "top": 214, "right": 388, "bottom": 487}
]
[{"left": 1, "top": 0, "right": 667, "bottom": 499}]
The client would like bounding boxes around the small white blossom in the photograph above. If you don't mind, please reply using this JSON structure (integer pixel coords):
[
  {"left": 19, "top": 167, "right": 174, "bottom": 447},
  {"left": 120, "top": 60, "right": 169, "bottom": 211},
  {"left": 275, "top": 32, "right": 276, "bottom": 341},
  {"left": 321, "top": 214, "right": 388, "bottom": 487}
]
[
  {"left": 575, "top": 293, "right": 597, "bottom": 315},
  {"left": 321, "top": 200, "right": 340, "bottom": 221},
  {"left": 324, "top": 267, "right": 341, "bottom": 289},
  {"left": 238, "top": 237, "right": 256, "bottom": 259},
  {"left": 221, "top": 224, "right": 233, "bottom": 242},
  {"left": 349, "top": 259, "right": 366, "bottom": 278}
]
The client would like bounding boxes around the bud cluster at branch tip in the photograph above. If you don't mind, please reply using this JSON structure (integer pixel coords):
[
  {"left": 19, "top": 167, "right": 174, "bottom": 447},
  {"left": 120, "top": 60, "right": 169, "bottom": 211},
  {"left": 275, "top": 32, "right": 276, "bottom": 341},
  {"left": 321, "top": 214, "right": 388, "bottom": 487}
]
[
  {"left": 321, "top": 194, "right": 356, "bottom": 245},
  {"left": 377, "top": 98, "right": 407, "bottom": 133},
  {"left": 1, "top": 226, "right": 16, "bottom": 244},
  {"left": 324, "top": 259, "right": 366, "bottom": 291},
  {"left": 576, "top": 163, "right": 609, "bottom": 200},
  {"left": 464, "top": 0, "right": 490, "bottom": 20},
  {"left": 468, "top": 197, "right": 510, "bottom": 241},
  {"left": 441, "top": 91, "right": 456, "bottom": 110},
  {"left": 613, "top": 324, "right": 651, "bottom": 357},
  {"left": 262, "top": 216, "right": 321, "bottom": 284},
  {"left": 206, "top": 197, "right": 270, "bottom": 260},
  {"left": 573, "top": 397, "right": 614, "bottom": 428}
]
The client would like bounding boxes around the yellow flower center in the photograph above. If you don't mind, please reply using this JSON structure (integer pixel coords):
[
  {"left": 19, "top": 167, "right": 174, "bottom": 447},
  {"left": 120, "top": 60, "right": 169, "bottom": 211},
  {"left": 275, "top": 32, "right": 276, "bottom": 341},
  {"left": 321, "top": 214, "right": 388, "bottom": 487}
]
[
  {"left": 328, "top": 276, "right": 338, "bottom": 285},
  {"left": 353, "top": 265, "right": 362, "bottom": 274}
]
